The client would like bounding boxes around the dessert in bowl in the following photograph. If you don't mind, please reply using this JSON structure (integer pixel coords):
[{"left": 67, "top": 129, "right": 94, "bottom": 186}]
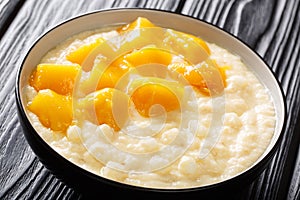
[{"left": 16, "top": 9, "right": 286, "bottom": 197}]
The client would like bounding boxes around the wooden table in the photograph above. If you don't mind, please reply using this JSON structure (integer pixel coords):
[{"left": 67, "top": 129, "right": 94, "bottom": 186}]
[{"left": 1, "top": 0, "right": 299, "bottom": 199}]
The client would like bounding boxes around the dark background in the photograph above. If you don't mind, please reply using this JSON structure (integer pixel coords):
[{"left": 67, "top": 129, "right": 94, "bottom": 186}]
[{"left": 0, "top": 0, "right": 299, "bottom": 199}]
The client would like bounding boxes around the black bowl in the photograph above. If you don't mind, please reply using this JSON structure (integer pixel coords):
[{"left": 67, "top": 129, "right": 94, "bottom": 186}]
[{"left": 15, "top": 8, "right": 286, "bottom": 199}]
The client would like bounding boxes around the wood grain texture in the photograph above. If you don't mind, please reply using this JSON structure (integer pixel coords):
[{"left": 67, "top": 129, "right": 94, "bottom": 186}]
[
  {"left": 0, "top": 0, "right": 299, "bottom": 199},
  {"left": 288, "top": 145, "right": 300, "bottom": 200},
  {"left": 0, "top": 0, "right": 25, "bottom": 39}
]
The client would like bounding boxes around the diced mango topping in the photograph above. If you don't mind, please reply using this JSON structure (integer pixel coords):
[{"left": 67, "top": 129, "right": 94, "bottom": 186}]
[
  {"left": 96, "top": 59, "right": 132, "bottom": 90},
  {"left": 130, "top": 78, "right": 183, "bottom": 117},
  {"left": 163, "top": 30, "right": 210, "bottom": 64},
  {"left": 29, "top": 64, "right": 81, "bottom": 95},
  {"left": 168, "top": 61, "right": 227, "bottom": 95},
  {"left": 27, "top": 17, "right": 229, "bottom": 133},
  {"left": 123, "top": 48, "right": 173, "bottom": 67},
  {"left": 28, "top": 89, "right": 72, "bottom": 132},
  {"left": 118, "top": 17, "right": 156, "bottom": 32},
  {"left": 184, "top": 33, "right": 211, "bottom": 55},
  {"left": 66, "top": 38, "right": 104, "bottom": 66},
  {"left": 79, "top": 88, "right": 129, "bottom": 131},
  {"left": 95, "top": 48, "right": 174, "bottom": 90}
]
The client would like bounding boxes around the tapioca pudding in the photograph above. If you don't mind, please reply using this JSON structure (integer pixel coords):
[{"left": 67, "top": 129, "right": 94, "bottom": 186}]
[{"left": 23, "top": 17, "right": 276, "bottom": 189}]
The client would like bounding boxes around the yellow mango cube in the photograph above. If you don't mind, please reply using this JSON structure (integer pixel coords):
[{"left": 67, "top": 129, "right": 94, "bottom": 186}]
[
  {"left": 29, "top": 63, "right": 81, "bottom": 95},
  {"left": 164, "top": 30, "right": 210, "bottom": 64},
  {"left": 130, "top": 78, "right": 183, "bottom": 117},
  {"left": 168, "top": 60, "right": 227, "bottom": 96},
  {"left": 28, "top": 89, "right": 73, "bottom": 132},
  {"left": 118, "top": 17, "right": 156, "bottom": 32},
  {"left": 179, "top": 33, "right": 211, "bottom": 55},
  {"left": 66, "top": 38, "right": 104, "bottom": 67},
  {"left": 96, "top": 59, "right": 132, "bottom": 90},
  {"left": 97, "top": 48, "right": 173, "bottom": 90},
  {"left": 78, "top": 88, "right": 130, "bottom": 131},
  {"left": 124, "top": 48, "right": 173, "bottom": 67}
]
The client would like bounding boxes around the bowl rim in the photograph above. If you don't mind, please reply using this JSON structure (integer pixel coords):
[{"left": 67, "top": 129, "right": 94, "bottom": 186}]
[{"left": 15, "top": 7, "right": 287, "bottom": 193}]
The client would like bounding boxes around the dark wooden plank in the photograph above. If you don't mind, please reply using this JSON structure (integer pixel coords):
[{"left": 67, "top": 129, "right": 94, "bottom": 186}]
[
  {"left": 288, "top": 144, "right": 300, "bottom": 200},
  {"left": 0, "top": 0, "right": 25, "bottom": 39},
  {"left": 0, "top": 0, "right": 300, "bottom": 199}
]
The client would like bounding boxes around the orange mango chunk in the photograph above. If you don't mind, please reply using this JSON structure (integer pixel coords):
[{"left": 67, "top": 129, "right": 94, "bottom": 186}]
[
  {"left": 28, "top": 89, "right": 72, "bottom": 132},
  {"left": 79, "top": 88, "right": 130, "bottom": 131},
  {"left": 118, "top": 17, "right": 156, "bottom": 32},
  {"left": 29, "top": 63, "right": 81, "bottom": 95},
  {"left": 164, "top": 30, "right": 210, "bottom": 64},
  {"left": 123, "top": 48, "right": 173, "bottom": 67},
  {"left": 96, "top": 59, "right": 132, "bottom": 90},
  {"left": 130, "top": 78, "right": 183, "bottom": 117},
  {"left": 168, "top": 61, "right": 227, "bottom": 96},
  {"left": 66, "top": 38, "right": 104, "bottom": 66},
  {"left": 184, "top": 33, "right": 211, "bottom": 55},
  {"left": 96, "top": 48, "right": 173, "bottom": 90}
]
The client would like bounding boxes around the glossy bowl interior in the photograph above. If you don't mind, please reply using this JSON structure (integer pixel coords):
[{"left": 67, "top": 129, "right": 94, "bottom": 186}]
[{"left": 16, "top": 8, "right": 286, "bottom": 198}]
